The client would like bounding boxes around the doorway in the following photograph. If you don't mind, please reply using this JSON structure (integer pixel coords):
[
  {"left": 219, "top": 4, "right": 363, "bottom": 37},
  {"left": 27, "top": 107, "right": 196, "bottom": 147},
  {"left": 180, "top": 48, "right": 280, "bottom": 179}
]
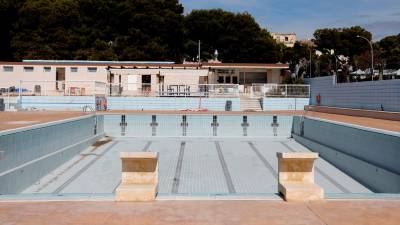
[
  {"left": 56, "top": 68, "right": 66, "bottom": 91},
  {"left": 142, "top": 75, "right": 151, "bottom": 92}
]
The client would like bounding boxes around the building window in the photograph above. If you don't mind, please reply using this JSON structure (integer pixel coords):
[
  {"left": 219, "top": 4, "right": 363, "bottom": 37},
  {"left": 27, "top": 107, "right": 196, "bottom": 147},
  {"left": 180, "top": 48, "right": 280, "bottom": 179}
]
[
  {"left": 71, "top": 67, "right": 78, "bottom": 73},
  {"left": 44, "top": 67, "right": 51, "bottom": 72},
  {"left": 217, "top": 76, "right": 224, "bottom": 83},
  {"left": 285, "top": 37, "right": 289, "bottom": 42},
  {"left": 225, "top": 76, "right": 231, "bottom": 83},
  {"left": 87, "top": 67, "right": 97, "bottom": 73},
  {"left": 232, "top": 76, "right": 238, "bottom": 84},
  {"left": 3, "top": 66, "right": 13, "bottom": 72},
  {"left": 24, "top": 67, "right": 34, "bottom": 72}
]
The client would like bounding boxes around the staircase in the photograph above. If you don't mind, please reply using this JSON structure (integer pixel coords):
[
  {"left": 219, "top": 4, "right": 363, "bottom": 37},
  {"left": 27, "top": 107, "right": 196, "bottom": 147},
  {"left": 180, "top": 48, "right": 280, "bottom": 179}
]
[{"left": 240, "top": 98, "right": 263, "bottom": 112}]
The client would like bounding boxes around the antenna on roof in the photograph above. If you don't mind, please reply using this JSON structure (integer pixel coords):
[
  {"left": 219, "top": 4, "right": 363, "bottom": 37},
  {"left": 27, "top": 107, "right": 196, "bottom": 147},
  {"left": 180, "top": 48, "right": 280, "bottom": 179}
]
[{"left": 198, "top": 40, "right": 201, "bottom": 65}]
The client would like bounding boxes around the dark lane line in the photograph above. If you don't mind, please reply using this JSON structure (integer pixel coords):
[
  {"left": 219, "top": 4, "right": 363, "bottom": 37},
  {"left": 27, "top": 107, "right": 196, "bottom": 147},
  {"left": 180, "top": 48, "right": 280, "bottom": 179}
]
[
  {"left": 53, "top": 141, "right": 119, "bottom": 194},
  {"left": 279, "top": 141, "right": 350, "bottom": 193},
  {"left": 171, "top": 142, "right": 186, "bottom": 194},
  {"left": 247, "top": 141, "right": 278, "bottom": 179},
  {"left": 143, "top": 141, "right": 153, "bottom": 152},
  {"left": 214, "top": 141, "right": 236, "bottom": 194}
]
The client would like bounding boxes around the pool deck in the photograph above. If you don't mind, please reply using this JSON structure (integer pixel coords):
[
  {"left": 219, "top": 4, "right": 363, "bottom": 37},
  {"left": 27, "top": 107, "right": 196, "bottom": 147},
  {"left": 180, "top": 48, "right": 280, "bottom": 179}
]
[
  {"left": 1, "top": 110, "right": 400, "bottom": 133},
  {"left": 1, "top": 200, "right": 399, "bottom": 225},
  {"left": 0, "top": 111, "right": 88, "bottom": 131}
]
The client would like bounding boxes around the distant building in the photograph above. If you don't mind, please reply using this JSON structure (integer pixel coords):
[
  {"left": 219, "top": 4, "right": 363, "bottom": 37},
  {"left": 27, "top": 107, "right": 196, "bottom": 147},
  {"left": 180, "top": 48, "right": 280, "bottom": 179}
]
[{"left": 271, "top": 32, "right": 296, "bottom": 47}]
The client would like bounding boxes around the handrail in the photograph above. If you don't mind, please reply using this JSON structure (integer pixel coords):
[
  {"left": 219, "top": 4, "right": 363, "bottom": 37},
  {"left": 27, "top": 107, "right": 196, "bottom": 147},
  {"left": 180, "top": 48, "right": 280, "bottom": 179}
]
[{"left": 83, "top": 105, "right": 95, "bottom": 113}]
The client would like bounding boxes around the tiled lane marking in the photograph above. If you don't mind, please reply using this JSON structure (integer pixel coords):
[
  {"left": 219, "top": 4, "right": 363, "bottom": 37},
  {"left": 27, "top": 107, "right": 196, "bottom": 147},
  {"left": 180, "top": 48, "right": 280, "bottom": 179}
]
[
  {"left": 248, "top": 141, "right": 278, "bottom": 179},
  {"left": 53, "top": 141, "right": 119, "bottom": 194},
  {"left": 171, "top": 142, "right": 186, "bottom": 194},
  {"left": 143, "top": 141, "right": 153, "bottom": 152},
  {"left": 214, "top": 141, "right": 236, "bottom": 194}
]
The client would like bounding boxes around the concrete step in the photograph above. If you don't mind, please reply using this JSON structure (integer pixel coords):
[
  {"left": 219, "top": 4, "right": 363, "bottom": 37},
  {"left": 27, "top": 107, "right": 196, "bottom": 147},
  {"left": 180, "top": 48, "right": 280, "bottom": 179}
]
[{"left": 240, "top": 99, "right": 262, "bottom": 111}]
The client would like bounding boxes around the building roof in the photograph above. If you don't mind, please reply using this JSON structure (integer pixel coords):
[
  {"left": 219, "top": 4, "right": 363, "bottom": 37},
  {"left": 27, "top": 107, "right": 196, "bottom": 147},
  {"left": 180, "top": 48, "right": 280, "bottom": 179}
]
[
  {"left": 271, "top": 32, "right": 296, "bottom": 36},
  {"left": 202, "top": 63, "right": 289, "bottom": 69},
  {"left": 0, "top": 60, "right": 289, "bottom": 69}
]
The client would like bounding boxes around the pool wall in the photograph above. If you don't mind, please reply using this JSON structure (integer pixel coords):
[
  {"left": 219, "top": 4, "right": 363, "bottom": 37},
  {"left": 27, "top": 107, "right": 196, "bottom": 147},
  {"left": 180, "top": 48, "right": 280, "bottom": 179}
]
[
  {"left": 104, "top": 114, "right": 293, "bottom": 137},
  {"left": 21, "top": 96, "right": 96, "bottom": 110},
  {"left": 261, "top": 98, "right": 309, "bottom": 111},
  {"left": 0, "top": 115, "right": 104, "bottom": 194},
  {"left": 19, "top": 96, "right": 240, "bottom": 111},
  {"left": 107, "top": 97, "right": 241, "bottom": 111},
  {"left": 292, "top": 116, "right": 400, "bottom": 193},
  {"left": 306, "top": 76, "right": 400, "bottom": 112}
]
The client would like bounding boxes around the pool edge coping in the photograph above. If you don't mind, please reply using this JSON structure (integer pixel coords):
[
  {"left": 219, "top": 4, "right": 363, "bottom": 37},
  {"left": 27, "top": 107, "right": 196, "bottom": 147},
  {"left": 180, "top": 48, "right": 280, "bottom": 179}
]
[
  {"left": 1, "top": 193, "right": 399, "bottom": 202},
  {"left": 0, "top": 114, "right": 97, "bottom": 136}
]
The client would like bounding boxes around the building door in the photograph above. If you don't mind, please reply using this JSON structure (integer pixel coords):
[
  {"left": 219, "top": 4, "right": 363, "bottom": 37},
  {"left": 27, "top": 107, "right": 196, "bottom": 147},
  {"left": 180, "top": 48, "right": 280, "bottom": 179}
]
[{"left": 56, "top": 68, "right": 66, "bottom": 91}]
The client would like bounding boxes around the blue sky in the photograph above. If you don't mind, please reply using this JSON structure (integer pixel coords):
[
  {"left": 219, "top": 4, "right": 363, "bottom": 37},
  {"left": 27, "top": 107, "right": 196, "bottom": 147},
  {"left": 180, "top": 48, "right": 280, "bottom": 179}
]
[{"left": 180, "top": 0, "right": 400, "bottom": 40}]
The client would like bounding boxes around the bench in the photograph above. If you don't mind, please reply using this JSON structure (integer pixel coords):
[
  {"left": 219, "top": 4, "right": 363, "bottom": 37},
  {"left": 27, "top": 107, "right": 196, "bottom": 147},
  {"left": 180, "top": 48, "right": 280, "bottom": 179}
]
[
  {"left": 277, "top": 152, "right": 324, "bottom": 201},
  {"left": 115, "top": 152, "right": 158, "bottom": 201}
]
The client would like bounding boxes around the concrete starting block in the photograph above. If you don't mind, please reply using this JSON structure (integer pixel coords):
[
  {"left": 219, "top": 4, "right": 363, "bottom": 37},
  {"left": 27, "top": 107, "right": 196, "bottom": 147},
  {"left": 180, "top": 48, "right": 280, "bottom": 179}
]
[
  {"left": 115, "top": 152, "right": 158, "bottom": 201},
  {"left": 277, "top": 152, "right": 324, "bottom": 201}
]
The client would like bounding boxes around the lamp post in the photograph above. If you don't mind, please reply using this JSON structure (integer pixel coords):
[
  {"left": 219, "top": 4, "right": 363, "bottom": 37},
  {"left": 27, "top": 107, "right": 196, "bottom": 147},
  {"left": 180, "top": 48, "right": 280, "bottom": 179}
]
[
  {"left": 198, "top": 40, "right": 201, "bottom": 65},
  {"left": 357, "top": 35, "right": 374, "bottom": 81},
  {"left": 308, "top": 48, "right": 312, "bottom": 78}
]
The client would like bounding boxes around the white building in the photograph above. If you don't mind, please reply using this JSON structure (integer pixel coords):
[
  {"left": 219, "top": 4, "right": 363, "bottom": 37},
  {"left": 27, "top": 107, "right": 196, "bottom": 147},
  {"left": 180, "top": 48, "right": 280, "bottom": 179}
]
[
  {"left": 271, "top": 33, "right": 296, "bottom": 48},
  {"left": 0, "top": 60, "right": 288, "bottom": 96}
]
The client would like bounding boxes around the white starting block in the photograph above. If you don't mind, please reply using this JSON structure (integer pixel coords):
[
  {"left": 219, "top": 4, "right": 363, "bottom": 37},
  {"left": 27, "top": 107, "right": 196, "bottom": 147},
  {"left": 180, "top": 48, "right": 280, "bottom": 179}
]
[
  {"left": 115, "top": 152, "right": 158, "bottom": 201},
  {"left": 277, "top": 152, "right": 324, "bottom": 201}
]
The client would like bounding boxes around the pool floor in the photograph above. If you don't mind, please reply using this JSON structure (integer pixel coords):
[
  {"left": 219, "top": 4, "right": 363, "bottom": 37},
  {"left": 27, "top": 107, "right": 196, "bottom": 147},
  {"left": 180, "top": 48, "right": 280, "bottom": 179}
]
[{"left": 23, "top": 137, "right": 371, "bottom": 195}]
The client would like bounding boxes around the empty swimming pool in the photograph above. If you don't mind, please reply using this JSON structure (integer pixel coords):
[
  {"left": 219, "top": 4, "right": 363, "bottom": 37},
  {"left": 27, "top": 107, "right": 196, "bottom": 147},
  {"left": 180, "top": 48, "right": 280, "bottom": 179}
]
[{"left": 18, "top": 115, "right": 371, "bottom": 196}]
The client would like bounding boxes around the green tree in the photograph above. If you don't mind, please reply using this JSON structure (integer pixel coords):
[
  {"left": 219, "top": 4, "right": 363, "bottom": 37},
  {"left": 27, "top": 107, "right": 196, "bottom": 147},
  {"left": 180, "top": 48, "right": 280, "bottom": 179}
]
[
  {"left": 0, "top": 0, "right": 26, "bottom": 60},
  {"left": 376, "top": 34, "right": 400, "bottom": 69},
  {"left": 313, "top": 26, "right": 372, "bottom": 63},
  {"left": 9, "top": 0, "right": 185, "bottom": 61},
  {"left": 183, "top": 9, "right": 281, "bottom": 63}
]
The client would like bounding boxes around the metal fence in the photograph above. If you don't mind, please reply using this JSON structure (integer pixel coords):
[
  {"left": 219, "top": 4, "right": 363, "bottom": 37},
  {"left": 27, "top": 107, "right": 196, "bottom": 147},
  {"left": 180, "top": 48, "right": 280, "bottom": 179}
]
[
  {"left": 15, "top": 81, "right": 107, "bottom": 96},
  {"left": 250, "top": 84, "right": 310, "bottom": 98},
  {"left": 14, "top": 81, "right": 239, "bottom": 98},
  {"left": 107, "top": 83, "right": 239, "bottom": 97}
]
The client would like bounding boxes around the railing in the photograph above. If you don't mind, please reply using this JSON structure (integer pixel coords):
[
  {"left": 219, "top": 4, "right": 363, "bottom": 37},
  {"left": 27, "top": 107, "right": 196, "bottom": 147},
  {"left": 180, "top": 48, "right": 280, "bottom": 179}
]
[
  {"left": 250, "top": 84, "right": 310, "bottom": 98},
  {"left": 107, "top": 83, "right": 240, "bottom": 97},
  {"left": 13, "top": 81, "right": 239, "bottom": 97},
  {"left": 16, "top": 81, "right": 107, "bottom": 96}
]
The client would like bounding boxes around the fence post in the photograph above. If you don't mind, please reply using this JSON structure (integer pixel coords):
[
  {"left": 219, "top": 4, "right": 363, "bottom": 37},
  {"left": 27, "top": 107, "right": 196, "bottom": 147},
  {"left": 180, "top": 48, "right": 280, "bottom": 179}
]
[
  {"left": 19, "top": 80, "right": 22, "bottom": 104},
  {"left": 285, "top": 85, "right": 288, "bottom": 98},
  {"left": 7, "top": 87, "right": 10, "bottom": 110}
]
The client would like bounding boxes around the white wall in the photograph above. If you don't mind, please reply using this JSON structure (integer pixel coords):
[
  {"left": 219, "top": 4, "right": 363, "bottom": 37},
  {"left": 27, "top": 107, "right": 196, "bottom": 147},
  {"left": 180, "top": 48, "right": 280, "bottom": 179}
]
[
  {"left": 110, "top": 68, "right": 209, "bottom": 93},
  {"left": 0, "top": 64, "right": 107, "bottom": 95},
  {"left": 0, "top": 65, "right": 55, "bottom": 92},
  {"left": 267, "top": 69, "right": 281, "bottom": 83}
]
